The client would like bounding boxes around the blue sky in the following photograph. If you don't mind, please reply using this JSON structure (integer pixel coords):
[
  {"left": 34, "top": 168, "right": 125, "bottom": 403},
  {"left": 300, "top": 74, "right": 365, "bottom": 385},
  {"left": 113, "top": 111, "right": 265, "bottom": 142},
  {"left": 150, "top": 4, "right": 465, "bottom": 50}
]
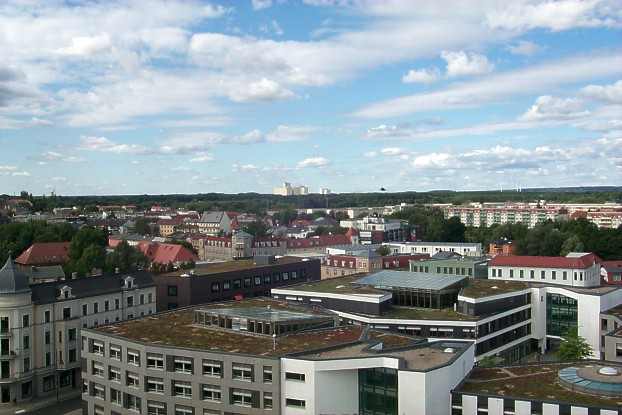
[{"left": 1, "top": 0, "right": 621, "bottom": 195}]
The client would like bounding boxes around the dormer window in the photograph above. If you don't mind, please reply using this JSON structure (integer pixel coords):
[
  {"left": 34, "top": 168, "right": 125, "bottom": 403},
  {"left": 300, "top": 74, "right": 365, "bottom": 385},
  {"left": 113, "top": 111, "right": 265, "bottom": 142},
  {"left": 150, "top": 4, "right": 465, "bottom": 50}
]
[
  {"left": 58, "top": 285, "right": 73, "bottom": 300},
  {"left": 123, "top": 276, "right": 136, "bottom": 289}
]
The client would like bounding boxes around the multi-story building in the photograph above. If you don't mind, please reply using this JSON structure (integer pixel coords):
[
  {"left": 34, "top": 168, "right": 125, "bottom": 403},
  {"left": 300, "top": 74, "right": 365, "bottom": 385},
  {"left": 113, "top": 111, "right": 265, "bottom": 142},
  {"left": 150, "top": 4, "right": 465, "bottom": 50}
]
[
  {"left": 602, "top": 260, "right": 622, "bottom": 285},
  {"left": 385, "top": 242, "right": 483, "bottom": 257},
  {"left": 0, "top": 256, "right": 155, "bottom": 407},
  {"left": 273, "top": 265, "right": 622, "bottom": 362},
  {"left": 321, "top": 252, "right": 427, "bottom": 279},
  {"left": 153, "top": 256, "right": 321, "bottom": 311},
  {"left": 339, "top": 216, "right": 410, "bottom": 244},
  {"left": 192, "top": 232, "right": 287, "bottom": 262},
  {"left": 442, "top": 205, "right": 567, "bottom": 228},
  {"left": 80, "top": 298, "right": 475, "bottom": 415},
  {"left": 273, "top": 182, "right": 309, "bottom": 196},
  {"left": 409, "top": 255, "right": 489, "bottom": 279},
  {"left": 488, "top": 253, "right": 602, "bottom": 288},
  {"left": 488, "top": 239, "right": 516, "bottom": 256},
  {"left": 187, "top": 212, "right": 234, "bottom": 236}
]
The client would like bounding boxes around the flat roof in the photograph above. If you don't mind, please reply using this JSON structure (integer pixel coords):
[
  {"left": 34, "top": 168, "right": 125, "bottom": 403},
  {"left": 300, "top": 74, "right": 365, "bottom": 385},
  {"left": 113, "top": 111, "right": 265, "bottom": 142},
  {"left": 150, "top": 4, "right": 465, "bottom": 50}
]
[
  {"left": 456, "top": 363, "right": 622, "bottom": 409},
  {"left": 354, "top": 270, "right": 466, "bottom": 291},
  {"left": 94, "top": 298, "right": 362, "bottom": 357},
  {"left": 276, "top": 275, "right": 387, "bottom": 295},
  {"left": 161, "top": 256, "right": 313, "bottom": 277},
  {"left": 380, "top": 306, "right": 479, "bottom": 321},
  {"left": 298, "top": 340, "right": 470, "bottom": 371},
  {"left": 199, "top": 306, "right": 330, "bottom": 322},
  {"left": 460, "top": 279, "right": 530, "bottom": 299}
]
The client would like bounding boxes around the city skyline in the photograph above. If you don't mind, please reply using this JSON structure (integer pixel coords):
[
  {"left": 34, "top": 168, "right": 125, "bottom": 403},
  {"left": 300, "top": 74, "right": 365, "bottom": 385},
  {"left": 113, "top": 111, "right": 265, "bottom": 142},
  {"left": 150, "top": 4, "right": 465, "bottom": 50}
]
[{"left": 1, "top": 0, "right": 622, "bottom": 195}]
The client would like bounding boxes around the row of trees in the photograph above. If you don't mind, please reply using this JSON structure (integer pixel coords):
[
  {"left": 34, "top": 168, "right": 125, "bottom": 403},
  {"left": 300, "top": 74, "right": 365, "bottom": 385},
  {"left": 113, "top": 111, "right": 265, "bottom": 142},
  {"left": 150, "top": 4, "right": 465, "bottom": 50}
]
[
  {"left": 391, "top": 207, "right": 622, "bottom": 260},
  {"left": 0, "top": 222, "right": 149, "bottom": 277}
]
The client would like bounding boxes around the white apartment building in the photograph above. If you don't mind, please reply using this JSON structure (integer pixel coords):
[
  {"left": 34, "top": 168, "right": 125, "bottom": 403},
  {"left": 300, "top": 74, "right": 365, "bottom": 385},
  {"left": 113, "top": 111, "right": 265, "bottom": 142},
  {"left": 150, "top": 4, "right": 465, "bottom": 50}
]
[
  {"left": 0, "top": 257, "right": 155, "bottom": 406},
  {"left": 442, "top": 206, "right": 566, "bottom": 228},
  {"left": 384, "top": 242, "right": 483, "bottom": 257},
  {"left": 273, "top": 182, "right": 309, "bottom": 196}
]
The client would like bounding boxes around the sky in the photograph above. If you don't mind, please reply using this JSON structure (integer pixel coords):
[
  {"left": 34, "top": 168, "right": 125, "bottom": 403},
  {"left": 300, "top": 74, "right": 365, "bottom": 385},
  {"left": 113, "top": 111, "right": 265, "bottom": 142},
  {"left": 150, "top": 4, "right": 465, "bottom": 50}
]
[{"left": 1, "top": 0, "right": 621, "bottom": 196}]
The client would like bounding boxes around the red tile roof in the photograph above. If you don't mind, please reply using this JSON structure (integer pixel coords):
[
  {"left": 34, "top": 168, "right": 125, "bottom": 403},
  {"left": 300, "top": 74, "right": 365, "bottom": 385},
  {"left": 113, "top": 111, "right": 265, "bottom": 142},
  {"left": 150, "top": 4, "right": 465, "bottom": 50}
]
[
  {"left": 15, "top": 242, "right": 70, "bottom": 266},
  {"left": 137, "top": 242, "right": 198, "bottom": 265},
  {"left": 286, "top": 234, "right": 350, "bottom": 249},
  {"left": 490, "top": 254, "right": 600, "bottom": 269}
]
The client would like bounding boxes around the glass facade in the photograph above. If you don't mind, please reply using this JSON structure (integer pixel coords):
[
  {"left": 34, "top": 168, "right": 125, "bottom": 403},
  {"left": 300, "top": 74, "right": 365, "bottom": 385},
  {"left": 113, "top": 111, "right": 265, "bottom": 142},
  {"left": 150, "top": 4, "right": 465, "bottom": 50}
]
[
  {"left": 546, "top": 293, "right": 577, "bottom": 336},
  {"left": 359, "top": 367, "right": 398, "bottom": 415}
]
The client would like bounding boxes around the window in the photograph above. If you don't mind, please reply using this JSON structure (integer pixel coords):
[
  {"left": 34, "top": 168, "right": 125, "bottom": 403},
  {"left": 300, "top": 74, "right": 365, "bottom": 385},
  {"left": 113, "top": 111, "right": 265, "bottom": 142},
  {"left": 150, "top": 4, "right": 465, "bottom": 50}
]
[
  {"left": 148, "top": 293, "right": 153, "bottom": 303},
  {"left": 45, "top": 352, "right": 51, "bottom": 367},
  {"left": 92, "top": 362, "right": 105, "bottom": 377},
  {"left": 263, "top": 366, "right": 273, "bottom": 383},
  {"left": 110, "top": 388, "right": 122, "bottom": 406},
  {"left": 93, "top": 383, "right": 105, "bottom": 400},
  {"left": 23, "top": 335, "right": 29, "bottom": 350},
  {"left": 498, "top": 269, "right": 503, "bottom": 277},
  {"left": 69, "top": 348, "right": 77, "bottom": 363},
  {"left": 127, "top": 296, "right": 134, "bottom": 307},
  {"left": 541, "top": 270, "right": 546, "bottom": 279},
  {"left": 231, "top": 388, "right": 253, "bottom": 407},
  {"left": 211, "top": 282, "right": 219, "bottom": 293},
  {"left": 285, "top": 372, "right": 305, "bottom": 382},
  {"left": 175, "top": 405, "right": 194, "bottom": 415},
  {"left": 22, "top": 314, "right": 29, "bottom": 328},
  {"left": 63, "top": 307, "right": 71, "bottom": 320},
  {"left": 147, "top": 377, "right": 164, "bottom": 394},
  {"left": 168, "top": 286, "right": 178, "bottom": 296},
  {"left": 140, "top": 294, "right": 145, "bottom": 305},
  {"left": 94, "top": 405, "right": 104, "bottom": 415},
  {"left": 519, "top": 269, "right": 524, "bottom": 278},
  {"left": 23, "top": 357, "right": 30, "bottom": 372},
  {"left": 552, "top": 271, "right": 557, "bottom": 280},
  {"left": 68, "top": 328, "right": 77, "bottom": 341},
  {"left": 44, "top": 310, "right": 50, "bottom": 323},
  {"left": 109, "top": 366, "right": 121, "bottom": 382},
  {"left": 201, "top": 384, "right": 221, "bottom": 402},
  {"left": 147, "top": 401, "right": 166, "bottom": 415},
  {"left": 147, "top": 353, "right": 164, "bottom": 370},
  {"left": 110, "top": 344, "right": 121, "bottom": 361},
  {"left": 244, "top": 277, "right": 252, "bottom": 287},
  {"left": 174, "top": 357, "right": 193, "bottom": 374},
  {"left": 264, "top": 275, "right": 271, "bottom": 284},
  {"left": 254, "top": 276, "right": 262, "bottom": 285},
  {"left": 172, "top": 380, "right": 192, "bottom": 398},
  {"left": 233, "top": 279, "right": 241, "bottom": 289},
  {"left": 563, "top": 271, "right": 568, "bottom": 280},
  {"left": 126, "top": 372, "right": 140, "bottom": 388},
  {"left": 263, "top": 392, "right": 273, "bottom": 409},
  {"left": 232, "top": 364, "right": 253, "bottom": 382},
  {"left": 115, "top": 298, "right": 120, "bottom": 309},
  {"left": 203, "top": 410, "right": 220, "bottom": 415},
  {"left": 127, "top": 349, "right": 140, "bottom": 366},
  {"left": 509, "top": 269, "right": 514, "bottom": 278},
  {"left": 92, "top": 340, "right": 104, "bottom": 355},
  {"left": 203, "top": 360, "right": 222, "bottom": 377},
  {"left": 616, "top": 343, "right": 622, "bottom": 357},
  {"left": 127, "top": 394, "right": 141, "bottom": 412},
  {"left": 105, "top": 300, "right": 109, "bottom": 311},
  {"left": 286, "top": 398, "right": 306, "bottom": 408},
  {"left": 93, "top": 303, "right": 99, "bottom": 313}
]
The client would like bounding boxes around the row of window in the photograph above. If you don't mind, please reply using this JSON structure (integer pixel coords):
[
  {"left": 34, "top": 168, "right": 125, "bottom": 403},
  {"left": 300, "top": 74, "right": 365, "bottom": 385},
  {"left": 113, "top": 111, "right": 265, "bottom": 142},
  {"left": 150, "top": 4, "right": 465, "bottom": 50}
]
[
  {"left": 87, "top": 383, "right": 275, "bottom": 411},
  {"left": 168, "top": 271, "right": 301, "bottom": 297},
  {"left": 492, "top": 268, "right": 587, "bottom": 282},
  {"left": 81, "top": 293, "right": 153, "bottom": 317}
]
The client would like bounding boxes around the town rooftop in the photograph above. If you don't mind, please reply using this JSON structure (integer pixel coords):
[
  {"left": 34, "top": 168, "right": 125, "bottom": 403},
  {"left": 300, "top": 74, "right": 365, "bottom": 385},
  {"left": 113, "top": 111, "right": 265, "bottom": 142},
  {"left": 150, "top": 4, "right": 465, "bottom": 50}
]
[{"left": 161, "top": 256, "right": 312, "bottom": 277}]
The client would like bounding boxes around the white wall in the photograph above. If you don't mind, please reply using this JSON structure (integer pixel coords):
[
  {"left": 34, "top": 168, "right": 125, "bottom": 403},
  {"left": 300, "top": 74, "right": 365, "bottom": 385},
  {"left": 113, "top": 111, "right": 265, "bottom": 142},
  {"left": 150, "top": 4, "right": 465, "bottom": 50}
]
[
  {"left": 489, "top": 263, "right": 601, "bottom": 288},
  {"left": 316, "top": 370, "right": 358, "bottom": 415}
]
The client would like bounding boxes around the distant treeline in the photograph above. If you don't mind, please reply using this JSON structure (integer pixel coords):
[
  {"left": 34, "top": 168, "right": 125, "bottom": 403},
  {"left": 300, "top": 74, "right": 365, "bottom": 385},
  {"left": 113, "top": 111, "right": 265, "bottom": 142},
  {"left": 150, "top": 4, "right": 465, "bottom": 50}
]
[{"left": 3, "top": 187, "right": 622, "bottom": 214}]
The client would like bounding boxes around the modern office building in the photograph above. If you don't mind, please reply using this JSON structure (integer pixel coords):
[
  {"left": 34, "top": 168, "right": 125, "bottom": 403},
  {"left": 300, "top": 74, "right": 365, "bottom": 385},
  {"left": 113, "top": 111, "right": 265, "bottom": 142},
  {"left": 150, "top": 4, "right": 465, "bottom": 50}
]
[
  {"left": 0, "top": 256, "right": 156, "bottom": 407},
  {"left": 153, "top": 256, "right": 321, "bottom": 311},
  {"left": 273, "top": 267, "right": 622, "bottom": 362},
  {"left": 384, "top": 242, "right": 483, "bottom": 257},
  {"left": 80, "top": 297, "right": 475, "bottom": 415},
  {"left": 452, "top": 362, "right": 622, "bottom": 415}
]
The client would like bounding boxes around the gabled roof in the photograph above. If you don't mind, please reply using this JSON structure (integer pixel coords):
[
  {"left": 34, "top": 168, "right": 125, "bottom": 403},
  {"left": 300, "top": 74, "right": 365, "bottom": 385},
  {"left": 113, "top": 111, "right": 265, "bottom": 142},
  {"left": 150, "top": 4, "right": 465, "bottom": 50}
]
[
  {"left": 15, "top": 242, "right": 70, "bottom": 266},
  {"left": 137, "top": 242, "right": 198, "bottom": 265},
  {"left": 490, "top": 253, "right": 601, "bottom": 269},
  {"left": 0, "top": 256, "right": 31, "bottom": 294},
  {"left": 199, "top": 211, "right": 226, "bottom": 223}
]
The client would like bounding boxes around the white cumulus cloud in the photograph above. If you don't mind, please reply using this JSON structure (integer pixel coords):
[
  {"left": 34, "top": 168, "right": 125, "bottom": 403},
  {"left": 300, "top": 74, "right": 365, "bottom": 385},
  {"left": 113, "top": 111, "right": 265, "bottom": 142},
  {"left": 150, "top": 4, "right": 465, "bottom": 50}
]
[
  {"left": 228, "top": 78, "right": 295, "bottom": 103},
  {"left": 441, "top": 51, "right": 494, "bottom": 77},
  {"left": 402, "top": 68, "right": 440, "bottom": 84},
  {"left": 520, "top": 95, "right": 589, "bottom": 121},
  {"left": 581, "top": 80, "right": 622, "bottom": 104},
  {"left": 297, "top": 157, "right": 330, "bottom": 168}
]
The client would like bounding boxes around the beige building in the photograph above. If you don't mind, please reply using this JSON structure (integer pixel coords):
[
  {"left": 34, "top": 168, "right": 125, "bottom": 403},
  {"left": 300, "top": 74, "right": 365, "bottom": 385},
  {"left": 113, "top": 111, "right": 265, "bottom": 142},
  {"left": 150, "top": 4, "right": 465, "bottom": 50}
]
[{"left": 0, "top": 257, "right": 156, "bottom": 407}]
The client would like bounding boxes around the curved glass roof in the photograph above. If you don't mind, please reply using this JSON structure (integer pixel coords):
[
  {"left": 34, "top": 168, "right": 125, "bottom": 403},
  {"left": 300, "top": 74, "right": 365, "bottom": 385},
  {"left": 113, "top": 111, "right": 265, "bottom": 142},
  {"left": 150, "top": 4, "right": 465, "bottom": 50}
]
[{"left": 559, "top": 367, "right": 622, "bottom": 395}]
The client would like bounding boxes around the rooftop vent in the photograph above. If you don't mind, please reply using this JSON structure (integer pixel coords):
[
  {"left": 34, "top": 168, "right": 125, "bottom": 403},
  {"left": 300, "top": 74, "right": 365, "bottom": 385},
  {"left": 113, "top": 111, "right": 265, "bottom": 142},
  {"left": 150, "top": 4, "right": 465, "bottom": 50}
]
[{"left": 443, "top": 347, "right": 455, "bottom": 353}]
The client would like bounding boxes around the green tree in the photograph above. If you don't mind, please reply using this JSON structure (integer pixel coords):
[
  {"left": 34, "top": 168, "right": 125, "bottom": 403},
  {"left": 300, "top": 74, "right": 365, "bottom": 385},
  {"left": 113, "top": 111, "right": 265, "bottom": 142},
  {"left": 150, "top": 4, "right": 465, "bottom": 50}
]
[
  {"left": 557, "top": 328, "right": 592, "bottom": 361},
  {"left": 105, "top": 240, "right": 148, "bottom": 273},
  {"left": 560, "top": 235, "right": 585, "bottom": 256},
  {"left": 72, "top": 244, "right": 106, "bottom": 277},
  {"left": 134, "top": 217, "right": 151, "bottom": 235},
  {"left": 376, "top": 245, "right": 391, "bottom": 256},
  {"left": 243, "top": 221, "right": 269, "bottom": 237},
  {"left": 66, "top": 227, "right": 108, "bottom": 277}
]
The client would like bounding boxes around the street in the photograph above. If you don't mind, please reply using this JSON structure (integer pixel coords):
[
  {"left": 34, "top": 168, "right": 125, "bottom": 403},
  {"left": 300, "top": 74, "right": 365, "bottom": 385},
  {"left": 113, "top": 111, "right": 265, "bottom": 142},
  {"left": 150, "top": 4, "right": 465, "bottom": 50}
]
[{"left": 19, "top": 398, "right": 81, "bottom": 415}]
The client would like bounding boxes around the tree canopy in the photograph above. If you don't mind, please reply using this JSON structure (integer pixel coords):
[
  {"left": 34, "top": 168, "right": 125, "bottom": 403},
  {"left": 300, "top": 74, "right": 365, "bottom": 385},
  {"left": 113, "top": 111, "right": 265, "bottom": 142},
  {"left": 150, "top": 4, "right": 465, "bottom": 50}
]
[{"left": 557, "top": 328, "right": 592, "bottom": 361}]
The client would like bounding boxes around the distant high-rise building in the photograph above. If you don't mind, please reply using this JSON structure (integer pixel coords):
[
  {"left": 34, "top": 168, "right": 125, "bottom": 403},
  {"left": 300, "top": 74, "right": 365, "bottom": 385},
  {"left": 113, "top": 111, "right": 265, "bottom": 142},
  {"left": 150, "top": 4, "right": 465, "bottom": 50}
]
[
  {"left": 273, "top": 182, "right": 308, "bottom": 196},
  {"left": 320, "top": 187, "right": 331, "bottom": 195}
]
